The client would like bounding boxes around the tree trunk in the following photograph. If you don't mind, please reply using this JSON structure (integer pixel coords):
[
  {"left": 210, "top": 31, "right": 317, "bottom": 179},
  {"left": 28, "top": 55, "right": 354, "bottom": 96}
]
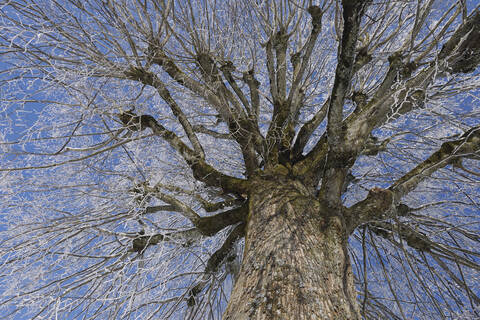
[{"left": 223, "top": 175, "right": 360, "bottom": 320}]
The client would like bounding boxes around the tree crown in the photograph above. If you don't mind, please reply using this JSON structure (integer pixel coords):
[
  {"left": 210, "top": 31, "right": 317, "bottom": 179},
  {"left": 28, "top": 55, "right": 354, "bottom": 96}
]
[{"left": 1, "top": 0, "right": 479, "bottom": 319}]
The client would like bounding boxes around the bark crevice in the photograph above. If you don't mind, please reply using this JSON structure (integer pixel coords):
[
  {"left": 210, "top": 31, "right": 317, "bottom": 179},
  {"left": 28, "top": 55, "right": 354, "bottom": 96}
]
[{"left": 224, "top": 178, "right": 360, "bottom": 320}]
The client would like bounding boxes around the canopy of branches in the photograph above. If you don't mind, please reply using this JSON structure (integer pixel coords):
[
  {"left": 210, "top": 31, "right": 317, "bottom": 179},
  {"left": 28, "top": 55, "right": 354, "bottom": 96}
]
[{"left": 0, "top": 0, "right": 479, "bottom": 319}]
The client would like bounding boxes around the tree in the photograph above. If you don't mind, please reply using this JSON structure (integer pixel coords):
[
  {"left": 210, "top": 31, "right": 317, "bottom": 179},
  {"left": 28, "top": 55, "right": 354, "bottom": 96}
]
[{"left": 0, "top": 0, "right": 479, "bottom": 318}]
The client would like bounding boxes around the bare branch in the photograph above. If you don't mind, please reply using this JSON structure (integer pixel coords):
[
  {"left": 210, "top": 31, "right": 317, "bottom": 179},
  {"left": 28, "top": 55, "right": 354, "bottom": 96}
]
[
  {"left": 391, "top": 125, "right": 480, "bottom": 199},
  {"left": 124, "top": 66, "right": 205, "bottom": 159},
  {"left": 320, "top": 0, "right": 370, "bottom": 205},
  {"left": 287, "top": 6, "right": 323, "bottom": 109},
  {"left": 205, "top": 223, "right": 245, "bottom": 274},
  {"left": 192, "top": 125, "right": 233, "bottom": 140},
  {"left": 117, "top": 110, "right": 249, "bottom": 194}
]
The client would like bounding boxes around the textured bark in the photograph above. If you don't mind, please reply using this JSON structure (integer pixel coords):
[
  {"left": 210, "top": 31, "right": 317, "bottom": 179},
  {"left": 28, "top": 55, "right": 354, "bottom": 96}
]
[{"left": 223, "top": 175, "right": 360, "bottom": 320}]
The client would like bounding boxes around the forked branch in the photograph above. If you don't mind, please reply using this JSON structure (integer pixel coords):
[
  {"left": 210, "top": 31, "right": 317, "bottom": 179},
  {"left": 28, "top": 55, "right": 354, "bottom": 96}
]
[{"left": 118, "top": 110, "right": 249, "bottom": 194}]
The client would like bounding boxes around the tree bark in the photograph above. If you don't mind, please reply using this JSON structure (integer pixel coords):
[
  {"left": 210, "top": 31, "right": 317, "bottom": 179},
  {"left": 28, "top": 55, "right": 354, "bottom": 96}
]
[{"left": 223, "top": 174, "right": 360, "bottom": 320}]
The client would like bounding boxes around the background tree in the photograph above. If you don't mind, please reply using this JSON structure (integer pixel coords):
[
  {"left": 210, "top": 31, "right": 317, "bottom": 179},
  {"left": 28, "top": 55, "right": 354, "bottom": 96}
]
[{"left": 1, "top": 0, "right": 479, "bottom": 319}]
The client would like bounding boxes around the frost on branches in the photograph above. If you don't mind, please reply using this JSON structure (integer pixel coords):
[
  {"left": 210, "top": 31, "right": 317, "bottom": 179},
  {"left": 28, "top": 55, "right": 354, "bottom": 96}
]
[{"left": 0, "top": 1, "right": 479, "bottom": 319}]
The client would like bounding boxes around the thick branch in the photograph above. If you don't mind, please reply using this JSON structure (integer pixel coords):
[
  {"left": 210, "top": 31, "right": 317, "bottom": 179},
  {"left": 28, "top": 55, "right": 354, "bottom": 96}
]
[
  {"left": 131, "top": 228, "right": 201, "bottom": 252},
  {"left": 345, "top": 187, "right": 393, "bottom": 233},
  {"left": 149, "top": 47, "right": 264, "bottom": 168},
  {"left": 346, "top": 9, "right": 480, "bottom": 147},
  {"left": 266, "top": 6, "right": 324, "bottom": 164},
  {"left": 118, "top": 110, "right": 200, "bottom": 164},
  {"left": 264, "top": 29, "right": 291, "bottom": 167},
  {"left": 265, "top": 38, "right": 278, "bottom": 103},
  {"left": 118, "top": 111, "right": 249, "bottom": 194},
  {"left": 326, "top": 0, "right": 368, "bottom": 150},
  {"left": 196, "top": 204, "right": 248, "bottom": 236},
  {"left": 242, "top": 69, "right": 261, "bottom": 120},
  {"left": 205, "top": 223, "right": 245, "bottom": 273},
  {"left": 291, "top": 37, "right": 371, "bottom": 161},
  {"left": 274, "top": 29, "right": 288, "bottom": 102},
  {"left": 220, "top": 62, "right": 251, "bottom": 115},
  {"left": 391, "top": 126, "right": 480, "bottom": 199},
  {"left": 196, "top": 54, "right": 263, "bottom": 175},
  {"left": 187, "top": 223, "right": 245, "bottom": 306},
  {"left": 192, "top": 125, "right": 233, "bottom": 140},
  {"left": 200, "top": 198, "right": 245, "bottom": 213},
  {"left": 438, "top": 9, "right": 480, "bottom": 73},
  {"left": 300, "top": 9, "right": 480, "bottom": 192},
  {"left": 131, "top": 205, "right": 247, "bottom": 252},
  {"left": 296, "top": 9, "right": 479, "bottom": 195},
  {"left": 148, "top": 44, "right": 226, "bottom": 116},
  {"left": 346, "top": 126, "right": 480, "bottom": 231},
  {"left": 196, "top": 53, "right": 247, "bottom": 118},
  {"left": 287, "top": 6, "right": 323, "bottom": 110},
  {"left": 125, "top": 66, "right": 205, "bottom": 158},
  {"left": 321, "top": 0, "right": 370, "bottom": 205},
  {"left": 292, "top": 99, "right": 329, "bottom": 159}
]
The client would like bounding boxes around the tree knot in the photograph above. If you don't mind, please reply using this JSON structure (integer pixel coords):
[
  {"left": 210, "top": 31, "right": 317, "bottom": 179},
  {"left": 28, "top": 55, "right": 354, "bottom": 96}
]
[
  {"left": 367, "top": 187, "right": 393, "bottom": 212},
  {"left": 119, "top": 110, "right": 157, "bottom": 131},
  {"left": 307, "top": 6, "right": 323, "bottom": 31}
]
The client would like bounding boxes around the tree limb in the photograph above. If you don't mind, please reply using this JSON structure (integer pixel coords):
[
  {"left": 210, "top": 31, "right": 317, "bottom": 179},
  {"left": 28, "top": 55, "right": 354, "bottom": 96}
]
[
  {"left": 292, "top": 99, "right": 329, "bottom": 160},
  {"left": 131, "top": 204, "right": 248, "bottom": 252},
  {"left": 242, "top": 69, "right": 261, "bottom": 120},
  {"left": 195, "top": 53, "right": 263, "bottom": 175},
  {"left": 320, "top": 0, "right": 370, "bottom": 205},
  {"left": 391, "top": 125, "right": 480, "bottom": 199},
  {"left": 196, "top": 204, "right": 248, "bottom": 237},
  {"left": 205, "top": 223, "right": 245, "bottom": 274},
  {"left": 297, "top": 8, "right": 480, "bottom": 195},
  {"left": 345, "top": 125, "right": 479, "bottom": 232},
  {"left": 345, "top": 187, "right": 393, "bottom": 233},
  {"left": 192, "top": 125, "right": 233, "bottom": 140},
  {"left": 147, "top": 42, "right": 226, "bottom": 114},
  {"left": 124, "top": 66, "right": 205, "bottom": 158},
  {"left": 220, "top": 62, "right": 252, "bottom": 115},
  {"left": 438, "top": 8, "right": 480, "bottom": 74},
  {"left": 287, "top": 6, "right": 323, "bottom": 110},
  {"left": 118, "top": 111, "right": 249, "bottom": 194},
  {"left": 187, "top": 223, "right": 245, "bottom": 306},
  {"left": 345, "top": 8, "right": 480, "bottom": 150}
]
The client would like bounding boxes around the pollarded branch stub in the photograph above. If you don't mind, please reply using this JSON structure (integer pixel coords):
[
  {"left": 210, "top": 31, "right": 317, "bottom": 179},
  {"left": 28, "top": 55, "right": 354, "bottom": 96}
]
[
  {"left": 386, "top": 52, "right": 418, "bottom": 81},
  {"left": 307, "top": 6, "right": 323, "bottom": 32},
  {"left": 290, "top": 51, "right": 301, "bottom": 69},
  {"left": 242, "top": 69, "right": 260, "bottom": 86},
  {"left": 272, "top": 27, "right": 289, "bottom": 50},
  {"left": 351, "top": 90, "right": 368, "bottom": 108},
  {"left": 367, "top": 187, "right": 393, "bottom": 212},
  {"left": 125, "top": 65, "right": 156, "bottom": 86},
  {"left": 257, "top": 163, "right": 291, "bottom": 179},
  {"left": 131, "top": 233, "right": 165, "bottom": 253},
  {"left": 396, "top": 203, "right": 411, "bottom": 216},
  {"left": 439, "top": 9, "right": 480, "bottom": 74},
  {"left": 197, "top": 53, "right": 219, "bottom": 80},
  {"left": 220, "top": 60, "right": 235, "bottom": 73},
  {"left": 118, "top": 110, "right": 157, "bottom": 132},
  {"left": 401, "top": 61, "right": 417, "bottom": 79},
  {"left": 146, "top": 36, "right": 166, "bottom": 65},
  {"left": 402, "top": 226, "right": 431, "bottom": 251},
  {"left": 353, "top": 46, "right": 372, "bottom": 73},
  {"left": 368, "top": 221, "right": 432, "bottom": 252}
]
